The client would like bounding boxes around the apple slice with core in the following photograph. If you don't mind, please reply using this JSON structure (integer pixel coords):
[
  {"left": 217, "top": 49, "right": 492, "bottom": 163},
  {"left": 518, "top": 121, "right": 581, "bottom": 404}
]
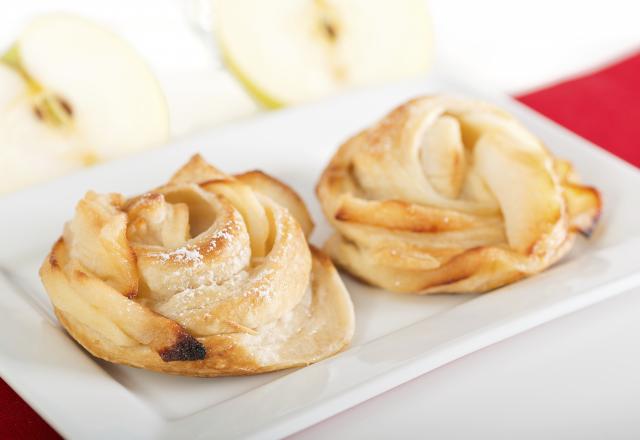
[
  {"left": 215, "top": 0, "right": 434, "bottom": 107},
  {"left": 0, "top": 13, "right": 170, "bottom": 194}
]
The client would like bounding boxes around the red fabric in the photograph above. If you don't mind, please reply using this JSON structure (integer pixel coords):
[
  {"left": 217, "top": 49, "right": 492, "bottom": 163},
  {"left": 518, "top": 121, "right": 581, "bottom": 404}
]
[
  {"left": 517, "top": 51, "right": 640, "bottom": 168},
  {"left": 1, "top": 51, "right": 639, "bottom": 440},
  {"left": 0, "top": 381, "right": 60, "bottom": 439}
]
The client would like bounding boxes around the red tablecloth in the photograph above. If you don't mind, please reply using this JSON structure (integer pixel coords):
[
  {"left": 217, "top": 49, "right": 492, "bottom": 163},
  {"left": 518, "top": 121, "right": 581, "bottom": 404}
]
[
  {"left": 518, "top": 51, "right": 640, "bottom": 168},
  {"left": 1, "top": 51, "right": 638, "bottom": 439}
]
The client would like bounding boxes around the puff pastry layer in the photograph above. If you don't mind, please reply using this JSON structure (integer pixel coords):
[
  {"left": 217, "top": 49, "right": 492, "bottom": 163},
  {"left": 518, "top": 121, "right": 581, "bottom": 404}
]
[
  {"left": 41, "top": 155, "right": 354, "bottom": 376},
  {"left": 317, "top": 96, "right": 601, "bottom": 294}
]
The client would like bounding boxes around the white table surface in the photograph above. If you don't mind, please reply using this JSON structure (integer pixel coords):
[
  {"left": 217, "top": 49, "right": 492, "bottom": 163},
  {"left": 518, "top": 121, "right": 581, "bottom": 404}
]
[
  {"left": 294, "top": 287, "right": 640, "bottom": 440},
  {"left": 1, "top": 1, "right": 639, "bottom": 438}
]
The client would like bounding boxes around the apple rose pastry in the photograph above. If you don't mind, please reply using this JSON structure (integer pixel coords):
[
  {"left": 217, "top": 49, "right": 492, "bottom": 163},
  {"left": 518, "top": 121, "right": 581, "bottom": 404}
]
[
  {"left": 40, "top": 155, "right": 354, "bottom": 376},
  {"left": 317, "top": 96, "right": 601, "bottom": 294}
]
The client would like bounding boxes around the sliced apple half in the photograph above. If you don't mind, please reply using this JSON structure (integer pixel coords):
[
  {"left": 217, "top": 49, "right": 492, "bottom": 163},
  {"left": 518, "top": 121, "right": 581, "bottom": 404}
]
[
  {"left": 474, "top": 132, "right": 565, "bottom": 255},
  {"left": 0, "top": 13, "right": 169, "bottom": 194},
  {"left": 215, "top": 0, "right": 434, "bottom": 107}
]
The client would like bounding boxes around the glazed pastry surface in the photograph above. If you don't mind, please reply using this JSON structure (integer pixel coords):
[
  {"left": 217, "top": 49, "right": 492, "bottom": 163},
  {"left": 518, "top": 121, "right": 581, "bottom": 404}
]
[
  {"left": 41, "top": 155, "right": 354, "bottom": 376},
  {"left": 316, "top": 96, "right": 601, "bottom": 294}
]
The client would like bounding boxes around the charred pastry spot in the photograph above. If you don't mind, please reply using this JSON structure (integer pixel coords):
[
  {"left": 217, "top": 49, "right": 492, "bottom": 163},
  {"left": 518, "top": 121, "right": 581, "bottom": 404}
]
[
  {"left": 575, "top": 214, "right": 601, "bottom": 238},
  {"left": 334, "top": 208, "right": 349, "bottom": 222},
  {"left": 125, "top": 290, "right": 138, "bottom": 299},
  {"left": 48, "top": 238, "right": 64, "bottom": 268},
  {"left": 48, "top": 252, "right": 59, "bottom": 269},
  {"left": 159, "top": 332, "right": 206, "bottom": 362},
  {"left": 583, "top": 203, "right": 602, "bottom": 238}
]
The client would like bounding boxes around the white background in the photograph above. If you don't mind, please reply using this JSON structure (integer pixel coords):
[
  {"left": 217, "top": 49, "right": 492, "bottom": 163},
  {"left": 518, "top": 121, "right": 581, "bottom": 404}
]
[{"left": 1, "top": 1, "right": 639, "bottom": 438}]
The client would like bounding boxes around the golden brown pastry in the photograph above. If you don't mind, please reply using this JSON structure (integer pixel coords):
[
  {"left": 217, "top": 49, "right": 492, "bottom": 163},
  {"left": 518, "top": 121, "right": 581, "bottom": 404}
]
[
  {"left": 316, "top": 96, "right": 601, "bottom": 294},
  {"left": 40, "top": 155, "right": 354, "bottom": 376}
]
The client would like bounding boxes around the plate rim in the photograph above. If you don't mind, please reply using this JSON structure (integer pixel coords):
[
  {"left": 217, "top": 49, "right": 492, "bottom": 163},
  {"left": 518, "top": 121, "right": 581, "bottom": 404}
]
[{"left": 1, "top": 71, "right": 639, "bottom": 439}]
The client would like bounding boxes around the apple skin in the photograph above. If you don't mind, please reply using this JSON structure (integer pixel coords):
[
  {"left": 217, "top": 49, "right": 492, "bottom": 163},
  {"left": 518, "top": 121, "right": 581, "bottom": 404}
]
[{"left": 222, "top": 49, "right": 284, "bottom": 109}]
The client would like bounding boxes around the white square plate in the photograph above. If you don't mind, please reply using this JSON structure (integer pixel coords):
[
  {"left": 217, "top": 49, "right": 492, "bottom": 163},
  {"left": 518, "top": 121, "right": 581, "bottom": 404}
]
[{"left": 1, "top": 72, "right": 639, "bottom": 439}]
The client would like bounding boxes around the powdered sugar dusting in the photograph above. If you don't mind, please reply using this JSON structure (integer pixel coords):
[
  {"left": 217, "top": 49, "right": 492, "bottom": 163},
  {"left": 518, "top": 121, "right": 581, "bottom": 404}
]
[
  {"left": 206, "top": 226, "right": 235, "bottom": 252},
  {"left": 153, "top": 246, "right": 203, "bottom": 264}
]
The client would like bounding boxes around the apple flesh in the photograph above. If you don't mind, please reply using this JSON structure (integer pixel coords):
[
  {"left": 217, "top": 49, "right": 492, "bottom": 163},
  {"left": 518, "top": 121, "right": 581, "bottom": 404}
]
[
  {"left": 215, "top": 0, "right": 434, "bottom": 107},
  {"left": 0, "top": 63, "right": 84, "bottom": 193},
  {"left": 474, "top": 132, "right": 565, "bottom": 254},
  {"left": 420, "top": 115, "right": 467, "bottom": 198},
  {"left": 0, "top": 13, "right": 170, "bottom": 194}
]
